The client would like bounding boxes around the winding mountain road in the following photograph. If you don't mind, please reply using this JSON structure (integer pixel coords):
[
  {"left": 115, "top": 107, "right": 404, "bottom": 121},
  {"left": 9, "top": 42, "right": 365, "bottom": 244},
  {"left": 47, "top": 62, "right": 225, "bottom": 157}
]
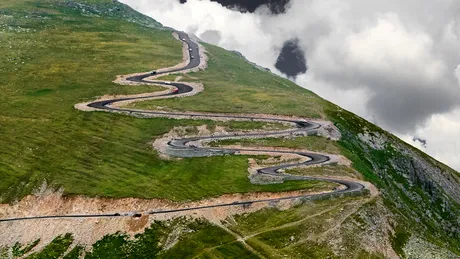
[{"left": 0, "top": 30, "right": 366, "bottom": 223}]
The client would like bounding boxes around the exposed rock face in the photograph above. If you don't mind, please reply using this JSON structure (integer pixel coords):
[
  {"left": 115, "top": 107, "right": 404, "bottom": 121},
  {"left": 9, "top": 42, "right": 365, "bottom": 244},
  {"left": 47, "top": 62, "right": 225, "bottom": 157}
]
[
  {"left": 404, "top": 236, "right": 460, "bottom": 259},
  {"left": 316, "top": 121, "right": 341, "bottom": 140},
  {"left": 394, "top": 144, "right": 460, "bottom": 205},
  {"left": 390, "top": 144, "right": 460, "bottom": 241},
  {"left": 358, "top": 131, "right": 388, "bottom": 150},
  {"left": 356, "top": 128, "right": 460, "bottom": 241}
]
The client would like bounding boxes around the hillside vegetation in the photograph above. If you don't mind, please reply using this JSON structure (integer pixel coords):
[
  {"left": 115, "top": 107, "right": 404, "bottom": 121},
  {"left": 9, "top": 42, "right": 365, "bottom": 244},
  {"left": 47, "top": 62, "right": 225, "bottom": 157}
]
[{"left": 0, "top": 0, "right": 459, "bottom": 258}]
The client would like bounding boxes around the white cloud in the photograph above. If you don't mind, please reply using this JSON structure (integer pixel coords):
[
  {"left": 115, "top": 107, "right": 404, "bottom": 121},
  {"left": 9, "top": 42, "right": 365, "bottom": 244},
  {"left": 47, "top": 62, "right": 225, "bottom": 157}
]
[
  {"left": 296, "top": 73, "right": 373, "bottom": 122},
  {"left": 344, "top": 13, "right": 444, "bottom": 82}
]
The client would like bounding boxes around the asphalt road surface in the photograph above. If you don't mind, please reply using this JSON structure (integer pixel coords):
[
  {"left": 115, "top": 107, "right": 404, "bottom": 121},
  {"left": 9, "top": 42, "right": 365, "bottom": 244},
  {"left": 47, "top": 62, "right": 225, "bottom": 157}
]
[{"left": 0, "top": 29, "right": 365, "bottom": 223}]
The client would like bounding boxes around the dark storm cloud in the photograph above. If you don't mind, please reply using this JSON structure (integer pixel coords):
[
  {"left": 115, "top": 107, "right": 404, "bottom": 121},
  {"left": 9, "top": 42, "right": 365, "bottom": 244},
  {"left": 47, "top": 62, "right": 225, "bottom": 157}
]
[
  {"left": 179, "top": 0, "right": 290, "bottom": 14},
  {"left": 367, "top": 82, "right": 459, "bottom": 132},
  {"left": 275, "top": 39, "right": 307, "bottom": 78}
]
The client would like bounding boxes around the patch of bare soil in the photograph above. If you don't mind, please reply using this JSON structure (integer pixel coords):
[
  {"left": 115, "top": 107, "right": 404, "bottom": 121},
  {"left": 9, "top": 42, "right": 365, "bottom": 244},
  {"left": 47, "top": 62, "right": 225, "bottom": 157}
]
[{"left": 127, "top": 215, "right": 149, "bottom": 232}]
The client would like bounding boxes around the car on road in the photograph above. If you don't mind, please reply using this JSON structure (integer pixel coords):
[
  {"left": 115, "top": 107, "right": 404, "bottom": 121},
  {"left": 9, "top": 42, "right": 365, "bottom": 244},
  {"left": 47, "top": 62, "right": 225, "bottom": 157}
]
[
  {"left": 191, "top": 56, "right": 194, "bottom": 59},
  {"left": 150, "top": 71, "right": 157, "bottom": 75},
  {"left": 189, "top": 48, "right": 192, "bottom": 51},
  {"left": 171, "top": 88, "right": 179, "bottom": 94}
]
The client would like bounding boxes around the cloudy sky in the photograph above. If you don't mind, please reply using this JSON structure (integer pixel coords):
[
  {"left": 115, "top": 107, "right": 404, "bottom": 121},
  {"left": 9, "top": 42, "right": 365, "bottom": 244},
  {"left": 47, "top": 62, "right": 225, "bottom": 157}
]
[{"left": 120, "top": 0, "right": 460, "bottom": 171}]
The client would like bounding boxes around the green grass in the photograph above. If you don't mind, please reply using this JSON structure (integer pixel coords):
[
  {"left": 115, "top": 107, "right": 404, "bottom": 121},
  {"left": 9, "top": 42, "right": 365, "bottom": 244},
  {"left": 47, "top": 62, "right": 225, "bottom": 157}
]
[
  {"left": 62, "top": 219, "right": 258, "bottom": 258},
  {"left": 107, "top": 84, "right": 166, "bottom": 95},
  {"left": 0, "top": 0, "right": 30, "bottom": 9},
  {"left": 160, "top": 220, "right": 237, "bottom": 258},
  {"left": 155, "top": 72, "right": 202, "bottom": 82},
  {"left": 287, "top": 164, "right": 360, "bottom": 179},
  {"left": 26, "top": 234, "right": 73, "bottom": 259},
  {"left": 129, "top": 44, "right": 327, "bottom": 118},
  {"left": 62, "top": 246, "right": 84, "bottom": 259},
  {"left": 227, "top": 197, "right": 358, "bottom": 236},
  {"left": 390, "top": 229, "right": 411, "bottom": 258},
  {"left": 208, "top": 135, "right": 342, "bottom": 154},
  {"left": 12, "top": 239, "right": 40, "bottom": 257},
  {"left": 154, "top": 74, "right": 181, "bottom": 81},
  {"left": 84, "top": 233, "right": 130, "bottom": 259},
  {"left": 212, "top": 120, "right": 290, "bottom": 131}
]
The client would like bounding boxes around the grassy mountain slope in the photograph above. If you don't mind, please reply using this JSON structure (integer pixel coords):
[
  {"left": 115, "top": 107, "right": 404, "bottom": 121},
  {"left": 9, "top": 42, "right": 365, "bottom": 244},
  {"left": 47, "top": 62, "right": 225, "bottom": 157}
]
[
  {"left": 0, "top": 0, "right": 328, "bottom": 203},
  {"left": 0, "top": 0, "right": 459, "bottom": 258}
]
